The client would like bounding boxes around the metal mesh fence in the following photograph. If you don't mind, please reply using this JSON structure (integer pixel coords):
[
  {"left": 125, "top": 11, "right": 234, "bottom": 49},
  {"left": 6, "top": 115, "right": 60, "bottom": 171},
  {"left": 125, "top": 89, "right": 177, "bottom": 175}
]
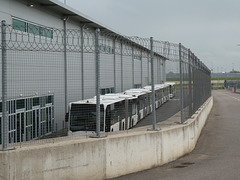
[
  {"left": 130, "top": 36, "right": 211, "bottom": 120},
  {"left": 165, "top": 44, "right": 211, "bottom": 122},
  {"left": 0, "top": 21, "right": 211, "bottom": 149}
]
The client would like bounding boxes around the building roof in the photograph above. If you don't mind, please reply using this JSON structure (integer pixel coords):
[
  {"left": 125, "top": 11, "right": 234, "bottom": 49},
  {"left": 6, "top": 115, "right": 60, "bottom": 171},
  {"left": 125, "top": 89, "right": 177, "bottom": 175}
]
[
  {"left": 17, "top": 0, "right": 126, "bottom": 36},
  {"left": 16, "top": 0, "right": 167, "bottom": 59}
]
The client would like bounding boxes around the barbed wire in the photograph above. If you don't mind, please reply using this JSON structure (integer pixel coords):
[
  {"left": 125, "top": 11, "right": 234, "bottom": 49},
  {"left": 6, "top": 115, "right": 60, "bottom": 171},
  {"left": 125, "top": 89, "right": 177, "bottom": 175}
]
[{"left": 0, "top": 23, "right": 210, "bottom": 72}]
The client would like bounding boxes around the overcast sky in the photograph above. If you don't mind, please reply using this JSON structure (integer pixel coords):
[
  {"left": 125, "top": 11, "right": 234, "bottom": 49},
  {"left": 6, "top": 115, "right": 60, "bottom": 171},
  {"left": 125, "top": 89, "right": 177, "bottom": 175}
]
[{"left": 61, "top": 0, "right": 240, "bottom": 72}]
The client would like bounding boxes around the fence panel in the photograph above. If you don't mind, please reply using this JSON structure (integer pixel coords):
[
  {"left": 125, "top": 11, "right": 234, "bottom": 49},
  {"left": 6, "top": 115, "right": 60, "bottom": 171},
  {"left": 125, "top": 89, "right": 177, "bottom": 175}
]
[{"left": 0, "top": 22, "right": 211, "bottom": 149}]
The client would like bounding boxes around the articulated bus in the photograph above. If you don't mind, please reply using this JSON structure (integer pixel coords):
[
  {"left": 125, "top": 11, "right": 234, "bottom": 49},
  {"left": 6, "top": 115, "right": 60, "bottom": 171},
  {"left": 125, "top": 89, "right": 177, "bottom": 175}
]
[{"left": 67, "top": 84, "right": 172, "bottom": 135}]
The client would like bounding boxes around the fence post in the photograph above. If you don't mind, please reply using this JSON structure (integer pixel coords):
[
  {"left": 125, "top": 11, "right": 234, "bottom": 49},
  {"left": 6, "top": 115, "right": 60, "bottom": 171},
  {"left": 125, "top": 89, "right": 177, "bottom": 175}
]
[
  {"left": 179, "top": 43, "right": 184, "bottom": 124},
  {"left": 162, "top": 61, "right": 166, "bottom": 83},
  {"left": 121, "top": 41, "right": 123, "bottom": 92},
  {"left": 150, "top": 37, "right": 157, "bottom": 130},
  {"left": 95, "top": 28, "right": 100, "bottom": 137},
  {"left": 141, "top": 50, "right": 143, "bottom": 87},
  {"left": 63, "top": 18, "right": 68, "bottom": 114},
  {"left": 200, "top": 61, "right": 204, "bottom": 105},
  {"left": 197, "top": 59, "right": 201, "bottom": 108},
  {"left": 1, "top": 20, "right": 8, "bottom": 150},
  {"left": 81, "top": 24, "right": 85, "bottom": 100},
  {"left": 147, "top": 53, "right": 150, "bottom": 85},
  {"left": 38, "top": 117, "right": 41, "bottom": 139},
  {"left": 188, "top": 49, "right": 193, "bottom": 118},
  {"left": 113, "top": 38, "right": 116, "bottom": 92},
  {"left": 192, "top": 55, "right": 196, "bottom": 112},
  {"left": 132, "top": 45, "right": 134, "bottom": 88}
]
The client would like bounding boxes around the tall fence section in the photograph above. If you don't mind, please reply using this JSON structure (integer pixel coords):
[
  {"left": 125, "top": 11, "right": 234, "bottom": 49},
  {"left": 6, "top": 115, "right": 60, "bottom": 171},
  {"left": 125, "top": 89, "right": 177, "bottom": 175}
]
[{"left": 0, "top": 21, "right": 211, "bottom": 150}]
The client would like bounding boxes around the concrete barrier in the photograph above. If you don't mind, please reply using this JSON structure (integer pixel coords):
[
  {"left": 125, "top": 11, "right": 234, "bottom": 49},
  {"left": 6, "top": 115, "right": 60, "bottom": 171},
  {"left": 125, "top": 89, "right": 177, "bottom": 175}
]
[{"left": 0, "top": 97, "right": 213, "bottom": 180}]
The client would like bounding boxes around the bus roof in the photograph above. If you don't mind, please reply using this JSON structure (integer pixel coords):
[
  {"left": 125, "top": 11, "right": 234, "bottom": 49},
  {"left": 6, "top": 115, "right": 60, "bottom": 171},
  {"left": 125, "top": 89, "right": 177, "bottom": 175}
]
[
  {"left": 69, "top": 84, "right": 168, "bottom": 109},
  {"left": 144, "top": 83, "right": 169, "bottom": 90}
]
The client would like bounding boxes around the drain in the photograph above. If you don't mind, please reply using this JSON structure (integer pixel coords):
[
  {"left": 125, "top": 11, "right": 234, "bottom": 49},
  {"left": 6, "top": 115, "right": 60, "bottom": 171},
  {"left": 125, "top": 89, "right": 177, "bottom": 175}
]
[
  {"left": 173, "top": 162, "right": 195, "bottom": 169},
  {"left": 181, "top": 162, "right": 195, "bottom": 165},
  {"left": 173, "top": 165, "right": 187, "bottom": 168}
]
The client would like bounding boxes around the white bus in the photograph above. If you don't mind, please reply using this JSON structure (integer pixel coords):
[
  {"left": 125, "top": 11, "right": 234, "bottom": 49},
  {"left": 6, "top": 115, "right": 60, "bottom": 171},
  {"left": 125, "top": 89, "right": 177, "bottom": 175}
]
[{"left": 67, "top": 84, "right": 171, "bottom": 135}]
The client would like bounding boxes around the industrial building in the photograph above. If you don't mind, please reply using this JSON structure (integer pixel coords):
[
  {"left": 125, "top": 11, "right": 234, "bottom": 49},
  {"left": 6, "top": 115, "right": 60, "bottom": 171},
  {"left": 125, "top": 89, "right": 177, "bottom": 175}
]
[{"left": 0, "top": 0, "right": 167, "bottom": 143}]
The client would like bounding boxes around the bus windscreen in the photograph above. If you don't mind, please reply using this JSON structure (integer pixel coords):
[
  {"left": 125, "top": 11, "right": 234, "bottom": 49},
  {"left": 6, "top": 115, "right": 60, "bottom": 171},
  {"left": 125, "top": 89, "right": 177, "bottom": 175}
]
[{"left": 70, "top": 104, "right": 104, "bottom": 132}]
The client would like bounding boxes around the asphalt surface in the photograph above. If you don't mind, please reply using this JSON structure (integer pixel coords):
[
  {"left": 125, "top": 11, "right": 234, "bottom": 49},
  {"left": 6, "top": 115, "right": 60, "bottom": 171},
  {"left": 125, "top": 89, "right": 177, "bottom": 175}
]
[
  {"left": 110, "top": 90, "right": 240, "bottom": 180},
  {"left": 134, "top": 93, "right": 181, "bottom": 128}
]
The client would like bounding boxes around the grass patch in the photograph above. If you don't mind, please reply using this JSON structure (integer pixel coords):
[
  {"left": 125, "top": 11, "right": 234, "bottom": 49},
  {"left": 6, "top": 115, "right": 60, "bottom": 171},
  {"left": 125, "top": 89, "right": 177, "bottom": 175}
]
[
  {"left": 211, "top": 77, "right": 240, "bottom": 80},
  {"left": 166, "top": 78, "right": 180, "bottom": 82}
]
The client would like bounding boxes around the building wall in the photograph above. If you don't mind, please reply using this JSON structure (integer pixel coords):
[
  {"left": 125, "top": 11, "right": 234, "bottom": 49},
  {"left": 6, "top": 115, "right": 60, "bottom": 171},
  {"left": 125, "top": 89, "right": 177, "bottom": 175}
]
[
  {"left": 100, "top": 53, "right": 114, "bottom": 90},
  {"left": 0, "top": 0, "right": 63, "bottom": 27},
  {"left": 142, "top": 52, "right": 149, "bottom": 86},
  {"left": 134, "top": 58, "right": 141, "bottom": 85},
  {"left": 67, "top": 52, "right": 82, "bottom": 102},
  {"left": 0, "top": 0, "right": 167, "bottom": 136},
  {"left": 4, "top": 51, "right": 65, "bottom": 127},
  {"left": 83, "top": 52, "right": 96, "bottom": 99},
  {"left": 115, "top": 54, "right": 122, "bottom": 92},
  {"left": 122, "top": 55, "right": 133, "bottom": 91}
]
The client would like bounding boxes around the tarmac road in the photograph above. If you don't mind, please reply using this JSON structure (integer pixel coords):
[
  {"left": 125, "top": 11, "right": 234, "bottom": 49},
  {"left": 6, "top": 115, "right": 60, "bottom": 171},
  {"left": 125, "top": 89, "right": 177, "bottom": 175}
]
[
  {"left": 134, "top": 92, "right": 181, "bottom": 128},
  {"left": 110, "top": 90, "right": 240, "bottom": 180}
]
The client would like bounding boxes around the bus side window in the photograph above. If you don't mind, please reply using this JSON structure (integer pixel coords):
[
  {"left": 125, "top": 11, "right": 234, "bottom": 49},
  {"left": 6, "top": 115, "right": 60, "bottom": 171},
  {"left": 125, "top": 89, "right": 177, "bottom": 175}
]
[
  {"left": 132, "top": 103, "right": 136, "bottom": 115},
  {"left": 119, "top": 101, "right": 125, "bottom": 120},
  {"left": 111, "top": 103, "right": 118, "bottom": 125}
]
